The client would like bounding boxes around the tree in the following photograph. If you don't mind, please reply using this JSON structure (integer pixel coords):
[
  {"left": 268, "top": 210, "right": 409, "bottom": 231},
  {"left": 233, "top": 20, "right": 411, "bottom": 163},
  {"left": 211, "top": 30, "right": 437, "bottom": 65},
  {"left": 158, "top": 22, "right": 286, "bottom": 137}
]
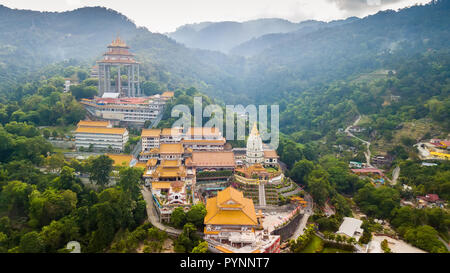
[
  {"left": 28, "top": 189, "right": 77, "bottom": 228},
  {"left": 175, "top": 223, "right": 200, "bottom": 253},
  {"left": 40, "top": 218, "right": 80, "bottom": 252},
  {"left": 18, "top": 231, "right": 45, "bottom": 253},
  {"left": 186, "top": 203, "right": 206, "bottom": 228},
  {"left": 307, "top": 169, "right": 331, "bottom": 206},
  {"left": 45, "top": 153, "right": 65, "bottom": 173},
  {"left": 141, "top": 81, "right": 160, "bottom": 96},
  {"left": 289, "top": 159, "right": 314, "bottom": 185},
  {"left": 191, "top": 241, "right": 208, "bottom": 253},
  {"left": 171, "top": 207, "right": 187, "bottom": 228},
  {"left": 2, "top": 180, "right": 33, "bottom": 214},
  {"left": 88, "top": 155, "right": 114, "bottom": 188},
  {"left": 404, "top": 225, "right": 447, "bottom": 253},
  {"left": 42, "top": 129, "right": 50, "bottom": 139},
  {"left": 118, "top": 167, "right": 143, "bottom": 199}
]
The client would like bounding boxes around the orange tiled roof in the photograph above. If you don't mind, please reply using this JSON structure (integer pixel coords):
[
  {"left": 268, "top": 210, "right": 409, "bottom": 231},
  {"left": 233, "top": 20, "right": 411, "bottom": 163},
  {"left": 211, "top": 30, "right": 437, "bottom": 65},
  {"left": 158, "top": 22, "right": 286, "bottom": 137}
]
[
  {"left": 75, "top": 127, "right": 127, "bottom": 135},
  {"left": 141, "top": 129, "right": 161, "bottom": 138},
  {"left": 159, "top": 143, "right": 184, "bottom": 154},
  {"left": 153, "top": 165, "right": 186, "bottom": 178},
  {"left": 186, "top": 127, "right": 221, "bottom": 137},
  {"left": 204, "top": 187, "right": 258, "bottom": 226},
  {"left": 161, "top": 91, "right": 174, "bottom": 98},
  {"left": 263, "top": 150, "right": 279, "bottom": 158},
  {"left": 106, "top": 154, "right": 134, "bottom": 167},
  {"left": 161, "top": 160, "right": 181, "bottom": 167},
  {"left": 77, "top": 120, "right": 110, "bottom": 128},
  {"left": 147, "top": 158, "right": 158, "bottom": 167},
  {"left": 161, "top": 128, "right": 182, "bottom": 136},
  {"left": 190, "top": 152, "right": 235, "bottom": 167},
  {"left": 134, "top": 162, "right": 147, "bottom": 169},
  {"left": 182, "top": 139, "right": 226, "bottom": 144}
]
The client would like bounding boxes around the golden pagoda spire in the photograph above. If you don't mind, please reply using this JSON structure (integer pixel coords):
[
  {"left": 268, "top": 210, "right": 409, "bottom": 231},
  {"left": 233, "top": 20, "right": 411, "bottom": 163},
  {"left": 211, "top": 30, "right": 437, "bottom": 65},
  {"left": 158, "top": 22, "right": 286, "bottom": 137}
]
[{"left": 251, "top": 122, "right": 259, "bottom": 136}]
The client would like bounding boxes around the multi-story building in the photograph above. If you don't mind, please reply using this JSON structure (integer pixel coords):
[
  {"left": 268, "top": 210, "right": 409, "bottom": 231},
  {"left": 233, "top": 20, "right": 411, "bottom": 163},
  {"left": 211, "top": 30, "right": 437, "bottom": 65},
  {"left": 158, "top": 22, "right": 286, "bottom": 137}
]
[
  {"left": 74, "top": 126, "right": 128, "bottom": 152},
  {"left": 80, "top": 96, "right": 167, "bottom": 126},
  {"left": 204, "top": 187, "right": 281, "bottom": 253},
  {"left": 182, "top": 127, "right": 226, "bottom": 151},
  {"left": 160, "top": 128, "right": 183, "bottom": 143},
  {"left": 141, "top": 129, "right": 161, "bottom": 152}
]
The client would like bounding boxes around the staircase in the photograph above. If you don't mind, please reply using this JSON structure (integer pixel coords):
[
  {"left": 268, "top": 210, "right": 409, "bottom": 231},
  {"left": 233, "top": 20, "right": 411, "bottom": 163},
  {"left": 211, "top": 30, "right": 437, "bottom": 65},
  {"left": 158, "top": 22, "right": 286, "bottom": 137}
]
[{"left": 259, "top": 182, "right": 266, "bottom": 207}]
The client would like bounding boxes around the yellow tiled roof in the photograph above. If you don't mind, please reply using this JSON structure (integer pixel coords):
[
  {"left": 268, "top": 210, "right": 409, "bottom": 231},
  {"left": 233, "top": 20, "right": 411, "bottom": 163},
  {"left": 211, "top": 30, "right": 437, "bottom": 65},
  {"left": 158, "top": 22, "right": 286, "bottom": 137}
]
[
  {"left": 75, "top": 127, "right": 127, "bottom": 135},
  {"left": 186, "top": 127, "right": 221, "bottom": 137},
  {"left": 77, "top": 120, "right": 110, "bottom": 128},
  {"left": 134, "top": 162, "right": 147, "bottom": 169},
  {"left": 431, "top": 152, "right": 450, "bottom": 158},
  {"left": 182, "top": 139, "right": 226, "bottom": 144},
  {"left": 190, "top": 152, "right": 235, "bottom": 167},
  {"left": 151, "top": 182, "right": 172, "bottom": 190},
  {"left": 204, "top": 187, "right": 258, "bottom": 226},
  {"left": 161, "top": 91, "right": 175, "bottom": 98},
  {"left": 141, "top": 129, "right": 161, "bottom": 138},
  {"left": 159, "top": 143, "right": 184, "bottom": 154},
  {"left": 153, "top": 165, "right": 186, "bottom": 178},
  {"left": 161, "top": 128, "right": 182, "bottom": 136},
  {"left": 215, "top": 245, "right": 234, "bottom": 253},
  {"left": 147, "top": 158, "right": 158, "bottom": 167},
  {"left": 106, "top": 154, "right": 133, "bottom": 167},
  {"left": 161, "top": 160, "right": 181, "bottom": 167}
]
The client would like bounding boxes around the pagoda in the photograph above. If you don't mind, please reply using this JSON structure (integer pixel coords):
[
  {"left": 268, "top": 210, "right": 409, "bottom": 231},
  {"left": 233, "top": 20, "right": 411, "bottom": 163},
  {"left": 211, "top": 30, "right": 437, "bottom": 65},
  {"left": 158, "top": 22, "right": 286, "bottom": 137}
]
[{"left": 97, "top": 37, "right": 141, "bottom": 97}]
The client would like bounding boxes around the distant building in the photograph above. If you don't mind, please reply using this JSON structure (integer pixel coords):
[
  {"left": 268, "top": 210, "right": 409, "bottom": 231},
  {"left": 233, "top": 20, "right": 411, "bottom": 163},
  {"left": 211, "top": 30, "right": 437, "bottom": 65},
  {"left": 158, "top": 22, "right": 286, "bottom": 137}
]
[
  {"left": 183, "top": 127, "right": 226, "bottom": 151},
  {"left": 416, "top": 194, "right": 444, "bottom": 208},
  {"left": 263, "top": 150, "right": 279, "bottom": 167},
  {"left": 97, "top": 37, "right": 140, "bottom": 97},
  {"left": 349, "top": 161, "right": 363, "bottom": 169},
  {"left": 336, "top": 217, "right": 363, "bottom": 241},
  {"left": 80, "top": 95, "right": 168, "bottom": 126},
  {"left": 204, "top": 187, "right": 280, "bottom": 253},
  {"left": 74, "top": 121, "right": 128, "bottom": 152},
  {"left": 371, "top": 155, "right": 393, "bottom": 167},
  {"left": 421, "top": 162, "right": 438, "bottom": 167},
  {"left": 351, "top": 168, "right": 384, "bottom": 177},
  {"left": 141, "top": 129, "right": 161, "bottom": 152},
  {"left": 64, "top": 80, "right": 71, "bottom": 93}
]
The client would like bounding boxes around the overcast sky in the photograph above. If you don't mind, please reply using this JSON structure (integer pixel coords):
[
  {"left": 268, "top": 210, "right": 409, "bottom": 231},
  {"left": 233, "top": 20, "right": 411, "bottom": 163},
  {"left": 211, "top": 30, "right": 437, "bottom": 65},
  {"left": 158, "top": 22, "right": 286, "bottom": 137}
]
[{"left": 0, "top": 0, "right": 431, "bottom": 33}]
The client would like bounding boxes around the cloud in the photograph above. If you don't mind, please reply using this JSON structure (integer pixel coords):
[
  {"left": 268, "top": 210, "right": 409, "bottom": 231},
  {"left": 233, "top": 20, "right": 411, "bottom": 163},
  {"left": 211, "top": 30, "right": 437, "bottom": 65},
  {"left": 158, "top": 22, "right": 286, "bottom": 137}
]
[{"left": 327, "top": 0, "right": 410, "bottom": 11}]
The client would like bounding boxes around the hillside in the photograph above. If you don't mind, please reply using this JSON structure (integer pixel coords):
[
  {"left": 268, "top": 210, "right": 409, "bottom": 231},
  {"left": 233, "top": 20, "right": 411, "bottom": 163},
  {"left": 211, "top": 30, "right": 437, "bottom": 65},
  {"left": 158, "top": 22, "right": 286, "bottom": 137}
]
[
  {"left": 168, "top": 18, "right": 306, "bottom": 53},
  {"left": 0, "top": 5, "right": 240, "bottom": 98},
  {"left": 230, "top": 17, "right": 359, "bottom": 57}
]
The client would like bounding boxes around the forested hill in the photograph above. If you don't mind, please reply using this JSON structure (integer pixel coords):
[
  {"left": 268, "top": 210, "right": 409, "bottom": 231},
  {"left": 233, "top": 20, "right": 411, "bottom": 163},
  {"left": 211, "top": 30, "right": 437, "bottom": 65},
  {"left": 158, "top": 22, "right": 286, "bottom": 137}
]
[
  {"left": 167, "top": 18, "right": 321, "bottom": 53},
  {"left": 236, "top": 0, "right": 450, "bottom": 105},
  {"left": 0, "top": 5, "right": 240, "bottom": 96}
]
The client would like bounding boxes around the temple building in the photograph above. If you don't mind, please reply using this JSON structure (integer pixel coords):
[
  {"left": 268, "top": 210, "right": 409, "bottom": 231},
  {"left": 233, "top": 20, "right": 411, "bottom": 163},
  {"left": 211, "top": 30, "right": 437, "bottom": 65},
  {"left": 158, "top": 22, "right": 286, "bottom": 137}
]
[
  {"left": 204, "top": 187, "right": 281, "bottom": 253},
  {"left": 74, "top": 120, "right": 128, "bottom": 152},
  {"left": 97, "top": 37, "right": 140, "bottom": 97},
  {"left": 182, "top": 127, "right": 226, "bottom": 151},
  {"left": 246, "top": 123, "right": 264, "bottom": 164},
  {"left": 80, "top": 95, "right": 168, "bottom": 127}
]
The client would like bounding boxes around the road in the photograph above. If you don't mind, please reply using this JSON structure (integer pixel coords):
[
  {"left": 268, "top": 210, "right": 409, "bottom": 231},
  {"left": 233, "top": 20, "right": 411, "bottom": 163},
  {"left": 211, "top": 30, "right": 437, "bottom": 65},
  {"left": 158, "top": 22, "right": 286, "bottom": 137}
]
[
  {"left": 345, "top": 115, "right": 373, "bottom": 167},
  {"left": 289, "top": 191, "right": 313, "bottom": 241},
  {"left": 141, "top": 186, "right": 182, "bottom": 236},
  {"left": 391, "top": 166, "right": 401, "bottom": 185}
]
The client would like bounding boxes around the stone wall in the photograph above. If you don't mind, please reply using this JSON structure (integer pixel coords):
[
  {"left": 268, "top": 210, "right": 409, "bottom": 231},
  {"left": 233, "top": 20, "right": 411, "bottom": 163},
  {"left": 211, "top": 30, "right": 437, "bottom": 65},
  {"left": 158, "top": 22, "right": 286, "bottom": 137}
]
[{"left": 271, "top": 213, "right": 303, "bottom": 242}]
